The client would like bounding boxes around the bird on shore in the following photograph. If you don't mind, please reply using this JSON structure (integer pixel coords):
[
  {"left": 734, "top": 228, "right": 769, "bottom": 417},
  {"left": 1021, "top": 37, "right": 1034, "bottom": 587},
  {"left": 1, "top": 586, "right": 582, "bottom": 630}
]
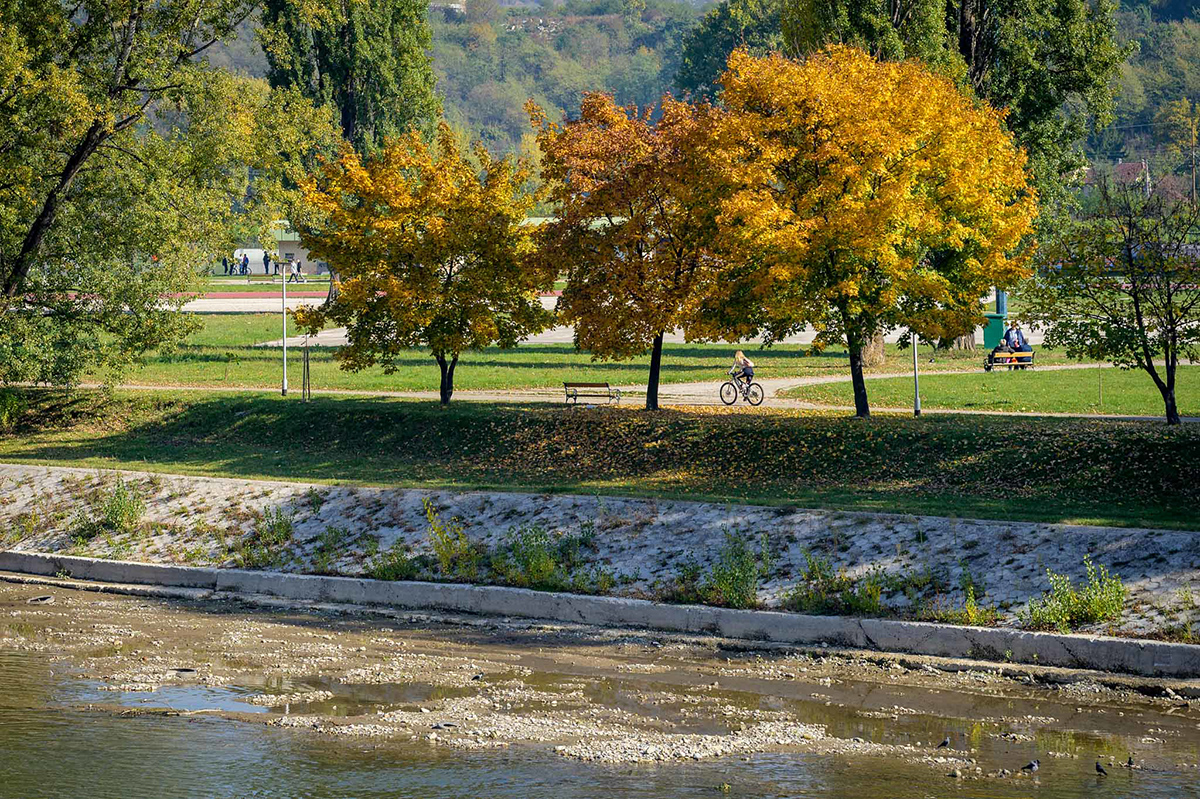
[
  {"left": 1096, "top": 761, "right": 1108, "bottom": 776},
  {"left": 936, "top": 736, "right": 950, "bottom": 749},
  {"left": 1021, "top": 759, "right": 1039, "bottom": 773},
  {"left": 1126, "top": 756, "right": 1134, "bottom": 768}
]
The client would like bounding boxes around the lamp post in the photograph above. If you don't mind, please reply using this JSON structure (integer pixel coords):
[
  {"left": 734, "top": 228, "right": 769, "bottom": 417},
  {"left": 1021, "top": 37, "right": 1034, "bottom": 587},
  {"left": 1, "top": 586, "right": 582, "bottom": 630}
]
[
  {"left": 911, "top": 330, "right": 921, "bottom": 417},
  {"left": 281, "top": 260, "right": 288, "bottom": 396}
]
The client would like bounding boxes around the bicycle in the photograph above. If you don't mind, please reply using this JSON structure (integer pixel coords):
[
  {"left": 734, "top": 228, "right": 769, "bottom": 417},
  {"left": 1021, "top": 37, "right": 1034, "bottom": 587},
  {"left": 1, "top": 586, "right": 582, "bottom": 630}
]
[{"left": 720, "top": 368, "right": 764, "bottom": 406}]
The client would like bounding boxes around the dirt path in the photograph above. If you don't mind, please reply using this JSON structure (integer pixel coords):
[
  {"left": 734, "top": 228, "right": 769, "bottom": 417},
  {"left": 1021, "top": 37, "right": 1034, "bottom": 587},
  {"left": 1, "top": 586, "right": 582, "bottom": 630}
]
[{"left": 72, "top": 359, "right": 1193, "bottom": 421}]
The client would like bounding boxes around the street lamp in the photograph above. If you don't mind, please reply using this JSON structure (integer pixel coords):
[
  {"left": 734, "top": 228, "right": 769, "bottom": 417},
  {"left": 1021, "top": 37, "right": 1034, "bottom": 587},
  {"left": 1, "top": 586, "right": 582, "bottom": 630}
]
[{"left": 281, "top": 259, "right": 288, "bottom": 396}]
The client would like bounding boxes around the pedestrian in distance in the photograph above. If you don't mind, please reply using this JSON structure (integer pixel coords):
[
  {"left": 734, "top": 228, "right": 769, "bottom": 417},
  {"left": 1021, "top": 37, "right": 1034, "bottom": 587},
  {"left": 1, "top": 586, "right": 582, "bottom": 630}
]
[
  {"left": 221, "top": 255, "right": 229, "bottom": 275},
  {"left": 241, "top": 252, "right": 250, "bottom": 275},
  {"left": 263, "top": 251, "right": 271, "bottom": 275}
]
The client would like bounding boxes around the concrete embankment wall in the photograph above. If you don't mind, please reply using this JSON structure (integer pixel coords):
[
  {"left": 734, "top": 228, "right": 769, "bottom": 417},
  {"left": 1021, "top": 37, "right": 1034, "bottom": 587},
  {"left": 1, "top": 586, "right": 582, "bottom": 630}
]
[{"left": 2, "top": 550, "right": 1198, "bottom": 679}]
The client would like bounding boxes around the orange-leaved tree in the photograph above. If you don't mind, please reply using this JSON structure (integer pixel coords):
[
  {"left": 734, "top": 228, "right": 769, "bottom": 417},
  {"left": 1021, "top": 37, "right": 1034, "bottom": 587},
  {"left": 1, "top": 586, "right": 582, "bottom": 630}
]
[
  {"left": 531, "top": 94, "right": 726, "bottom": 410},
  {"left": 714, "top": 47, "right": 1039, "bottom": 417},
  {"left": 294, "top": 123, "right": 552, "bottom": 404}
]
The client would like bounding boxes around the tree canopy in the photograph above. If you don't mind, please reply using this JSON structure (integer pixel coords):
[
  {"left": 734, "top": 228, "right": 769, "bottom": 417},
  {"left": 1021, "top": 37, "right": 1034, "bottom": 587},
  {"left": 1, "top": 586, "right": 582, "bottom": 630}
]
[
  {"left": 714, "top": 47, "right": 1039, "bottom": 416},
  {"left": 294, "top": 124, "right": 553, "bottom": 404},
  {"left": 1020, "top": 178, "right": 1200, "bottom": 425},
  {"left": 532, "top": 93, "right": 725, "bottom": 409},
  {"left": 0, "top": 0, "right": 338, "bottom": 386},
  {"left": 260, "top": 0, "right": 441, "bottom": 154},
  {"left": 671, "top": 0, "right": 1126, "bottom": 214}
]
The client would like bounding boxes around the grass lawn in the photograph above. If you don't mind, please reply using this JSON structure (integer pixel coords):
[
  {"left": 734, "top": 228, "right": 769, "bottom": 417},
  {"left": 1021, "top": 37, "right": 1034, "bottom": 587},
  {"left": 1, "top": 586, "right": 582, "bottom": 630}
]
[
  {"left": 119, "top": 313, "right": 1094, "bottom": 393},
  {"left": 781, "top": 365, "right": 1198, "bottom": 418},
  {"left": 1, "top": 389, "right": 1196, "bottom": 529}
]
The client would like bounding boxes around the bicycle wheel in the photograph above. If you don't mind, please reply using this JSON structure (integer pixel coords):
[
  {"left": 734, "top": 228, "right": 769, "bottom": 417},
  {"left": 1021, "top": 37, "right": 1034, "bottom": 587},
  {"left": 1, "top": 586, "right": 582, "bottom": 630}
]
[
  {"left": 746, "top": 383, "right": 764, "bottom": 406},
  {"left": 719, "top": 381, "right": 739, "bottom": 405}
]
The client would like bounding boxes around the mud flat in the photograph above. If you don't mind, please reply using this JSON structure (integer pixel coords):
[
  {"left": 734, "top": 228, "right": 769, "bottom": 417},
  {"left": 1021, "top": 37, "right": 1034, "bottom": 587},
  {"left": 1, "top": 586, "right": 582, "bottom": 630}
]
[{"left": 2, "top": 578, "right": 1200, "bottom": 798}]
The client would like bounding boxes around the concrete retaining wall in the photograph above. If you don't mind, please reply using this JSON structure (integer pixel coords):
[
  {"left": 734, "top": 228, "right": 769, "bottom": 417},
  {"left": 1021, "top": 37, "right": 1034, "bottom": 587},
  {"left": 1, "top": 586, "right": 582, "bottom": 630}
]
[{"left": 3, "top": 550, "right": 1198, "bottom": 679}]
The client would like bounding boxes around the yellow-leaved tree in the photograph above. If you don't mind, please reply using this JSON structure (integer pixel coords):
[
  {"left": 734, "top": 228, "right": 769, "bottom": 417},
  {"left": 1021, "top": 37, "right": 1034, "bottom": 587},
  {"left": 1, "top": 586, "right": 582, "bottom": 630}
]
[
  {"left": 294, "top": 123, "right": 553, "bottom": 404},
  {"left": 531, "top": 94, "right": 725, "bottom": 410},
  {"left": 712, "top": 47, "right": 1039, "bottom": 417}
]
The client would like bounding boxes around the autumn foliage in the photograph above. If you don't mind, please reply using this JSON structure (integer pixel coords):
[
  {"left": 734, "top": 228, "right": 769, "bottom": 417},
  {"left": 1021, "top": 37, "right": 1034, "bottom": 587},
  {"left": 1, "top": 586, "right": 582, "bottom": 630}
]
[
  {"left": 531, "top": 94, "right": 725, "bottom": 409},
  {"left": 297, "top": 47, "right": 1038, "bottom": 415},
  {"left": 294, "top": 123, "right": 552, "bottom": 404},
  {"left": 713, "top": 47, "right": 1039, "bottom": 416}
]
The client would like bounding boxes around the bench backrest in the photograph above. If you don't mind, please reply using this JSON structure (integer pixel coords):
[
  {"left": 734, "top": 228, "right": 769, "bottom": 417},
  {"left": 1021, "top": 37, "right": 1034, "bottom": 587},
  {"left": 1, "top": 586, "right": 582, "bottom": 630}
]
[{"left": 563, "top": 382, "right": 611, "bottom": 388}]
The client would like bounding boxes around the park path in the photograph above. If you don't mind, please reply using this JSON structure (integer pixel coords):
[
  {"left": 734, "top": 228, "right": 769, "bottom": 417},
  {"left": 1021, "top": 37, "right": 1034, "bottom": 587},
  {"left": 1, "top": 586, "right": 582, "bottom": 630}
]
[{"left": 80, "top": 359, "right": 1193, "bottom": 422}]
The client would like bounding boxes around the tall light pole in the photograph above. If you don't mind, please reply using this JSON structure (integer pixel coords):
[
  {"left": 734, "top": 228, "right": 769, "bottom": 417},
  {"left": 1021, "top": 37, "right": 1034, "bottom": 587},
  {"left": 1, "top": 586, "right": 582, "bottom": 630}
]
[
  {"left": 911, "top": 330, "right": 921, "bottom": 417},
  {"left": 281, "top": 260, "right": 288, "bottom": 396}
]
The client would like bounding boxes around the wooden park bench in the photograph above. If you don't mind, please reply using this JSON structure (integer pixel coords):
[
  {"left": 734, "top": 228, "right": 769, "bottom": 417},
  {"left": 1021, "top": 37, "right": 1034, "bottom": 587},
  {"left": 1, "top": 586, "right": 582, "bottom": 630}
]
[
  {"left": 563, "top": 382, "right": 621, "bottom": 405},
  {"left": 984, "top": 350, "right": 1035, "bottom": 372}
]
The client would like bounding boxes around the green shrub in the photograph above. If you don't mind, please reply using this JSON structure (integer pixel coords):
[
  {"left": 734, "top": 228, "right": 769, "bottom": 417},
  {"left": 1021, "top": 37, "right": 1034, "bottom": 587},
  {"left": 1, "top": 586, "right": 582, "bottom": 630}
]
[
  {"left": 505, "top": 526, "right": 559, "bottom": 589},
  {"left": 311, "top": 525, "right": 350, "bottom": 574},
  {"left": 491, "top": 525, "right": 603, "bottom": 592},
  {"left": 72, "top": 478, "right": 145, "bottom": 541},
  {"left": 367, "top": 543, "right": 427, "bottom": 581},
  {"left": 784, "top": 553, "right": 884, "bottom": 616},
  {"left": 702, "top": 531, "right": 772, "bottom": 609},
  {"left": 919, "top": 586, "right": 999, "bottom": 627},
  {"left": 0, "top": 391, "right": 24, "bottom": 432},
  {"left": 425, "top": 498, "right": 479, "bottom": 580},
  {"left": 1022, "top": 556, "right": 1126, "bottom": 633},
  {"left": 102, "top": 478, "right": 145, "bottom": 535},
  {"left": 232, "top": 506, "right": 295, "bottom": 569}
]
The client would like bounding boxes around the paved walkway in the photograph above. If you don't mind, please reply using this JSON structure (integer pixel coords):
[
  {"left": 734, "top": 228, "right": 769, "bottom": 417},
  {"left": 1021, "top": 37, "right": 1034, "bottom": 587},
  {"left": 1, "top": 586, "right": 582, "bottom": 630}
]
[{"left": 91, "top": 359, "right": 1192, "bottom": 422}]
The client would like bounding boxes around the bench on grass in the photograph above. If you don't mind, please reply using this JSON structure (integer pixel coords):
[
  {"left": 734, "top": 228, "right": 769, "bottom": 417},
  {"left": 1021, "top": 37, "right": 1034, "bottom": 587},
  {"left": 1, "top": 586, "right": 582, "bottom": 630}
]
[
  {"left": 563, "top": 382, "right": 621, "bottom": 405},
  {"left": 985, "top": 350, "right": 1035, "bottom": 372}
]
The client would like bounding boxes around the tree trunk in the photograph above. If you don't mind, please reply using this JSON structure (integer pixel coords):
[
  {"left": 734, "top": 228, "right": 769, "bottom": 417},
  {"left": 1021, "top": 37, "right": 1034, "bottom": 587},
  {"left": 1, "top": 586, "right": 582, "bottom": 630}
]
[
  {"left": 860, "top": 330, "right": 886, "bottom": 368},
  {"left": 435, "top": 353, "right": 458, "bottom": 405},
  {"left": 1162, "top": 360, "right": 1181, "bottom": 426},
  {"left": 847, "top": 343, "right": 871, "bottom": 418},
  {"left": 324, "top": 270, "right": 340, "bottom": 306},
  {"left": 3, "top": 122, "right": 107, "bottom": 297},
  {"left": 645, "top": 331, "right": 664, "bottom": 411},
  {"left": 1163, "top": 388, "right": 1181, "bottom": 426},
  {"left": 951, "top": 333, "right": 976, "bottom": 351}
]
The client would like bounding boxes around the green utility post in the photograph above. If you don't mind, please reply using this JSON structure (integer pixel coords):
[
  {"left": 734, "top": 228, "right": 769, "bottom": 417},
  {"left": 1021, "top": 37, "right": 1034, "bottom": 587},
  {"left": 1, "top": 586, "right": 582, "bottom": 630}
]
[
  {"left": 983, "top": 313, "right": 1006, "bottom": 349},
  {"left": 983, "top": 289, "right": 1007, "bottom": 350}
]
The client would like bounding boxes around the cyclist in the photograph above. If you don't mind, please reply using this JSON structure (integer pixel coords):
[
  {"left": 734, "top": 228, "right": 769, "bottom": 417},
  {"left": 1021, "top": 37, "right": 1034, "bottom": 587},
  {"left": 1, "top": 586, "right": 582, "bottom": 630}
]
[{"left": 732, "top": 350, "right": 755, "bottom": 386}]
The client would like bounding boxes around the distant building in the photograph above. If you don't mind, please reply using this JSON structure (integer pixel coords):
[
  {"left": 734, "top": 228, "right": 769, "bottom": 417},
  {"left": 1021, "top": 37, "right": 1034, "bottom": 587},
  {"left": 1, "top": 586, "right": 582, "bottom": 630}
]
[{"left": 269, "top": 221, "right": 329, "bottom": 274}]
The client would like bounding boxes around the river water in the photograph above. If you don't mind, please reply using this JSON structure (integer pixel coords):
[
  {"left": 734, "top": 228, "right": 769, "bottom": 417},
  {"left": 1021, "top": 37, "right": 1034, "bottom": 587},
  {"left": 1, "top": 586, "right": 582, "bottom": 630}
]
[
  {"left": 4, "top": 648, "right": 1199, "bottom": 799},
  {"left": 3, "top": 580, "right": 1200, "bottom": 799}
]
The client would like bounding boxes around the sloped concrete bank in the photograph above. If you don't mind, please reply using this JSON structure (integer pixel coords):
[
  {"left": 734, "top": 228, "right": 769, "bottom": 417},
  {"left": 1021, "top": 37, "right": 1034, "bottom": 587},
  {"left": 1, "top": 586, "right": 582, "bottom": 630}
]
[
  {"left": 4, "top": 463, "right": 1199, "bottom": 637},
  {"left": 2, "top": 550, "right": 1197, "bottom": 679}
]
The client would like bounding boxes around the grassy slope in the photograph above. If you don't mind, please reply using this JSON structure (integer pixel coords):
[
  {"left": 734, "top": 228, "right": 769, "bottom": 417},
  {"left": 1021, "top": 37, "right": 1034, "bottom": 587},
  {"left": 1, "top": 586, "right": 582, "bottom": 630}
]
[
  {"left": 126, "top": 314, "right": 1090, "bottom": 393},
  {"left": 781, "top": 365, "right": 1198, "bottom": 417},
  {"left": 2, "top": 389, "right": 1196, "bottom": 529}
]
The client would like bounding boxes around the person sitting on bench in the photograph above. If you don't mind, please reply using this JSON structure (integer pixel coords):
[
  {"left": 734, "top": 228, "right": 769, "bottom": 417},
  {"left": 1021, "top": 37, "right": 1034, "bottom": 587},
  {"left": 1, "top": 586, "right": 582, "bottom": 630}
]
[{"left": 1003, "top": 324, "right": 1030, "bottom": 352}]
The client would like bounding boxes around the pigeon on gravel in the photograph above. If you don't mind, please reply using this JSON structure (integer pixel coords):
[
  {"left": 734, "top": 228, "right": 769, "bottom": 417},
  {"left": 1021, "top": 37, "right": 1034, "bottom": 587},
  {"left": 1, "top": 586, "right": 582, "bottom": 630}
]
[
  {"left": 936, "top": 737, "right": 950, "bottom": 749},
  {"left": 1021, "top": 760, "right": 1039, "bottom": 773},
  {"left": 1096, "top": 761, "right": 1108, "bottom": 776}
]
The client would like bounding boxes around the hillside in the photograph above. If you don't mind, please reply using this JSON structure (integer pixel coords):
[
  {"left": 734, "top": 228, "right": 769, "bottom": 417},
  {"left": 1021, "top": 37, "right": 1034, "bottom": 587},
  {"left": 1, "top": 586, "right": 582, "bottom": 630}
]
[{"left": 208, "top": 0, "right": 699, "bottom": 154}]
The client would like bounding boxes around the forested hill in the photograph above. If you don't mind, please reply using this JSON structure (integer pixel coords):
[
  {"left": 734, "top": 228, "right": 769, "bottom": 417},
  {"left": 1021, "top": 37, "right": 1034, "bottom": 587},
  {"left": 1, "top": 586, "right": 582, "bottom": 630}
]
[
  {"left": 209, "top": 0, "right": 1197, "bottom": 168},
  {"left": 209, "top": 0, "right": 701, "bottom": 154},
  {"left": 1089, "top": 1, "right": 1200, "bottom": 195}
]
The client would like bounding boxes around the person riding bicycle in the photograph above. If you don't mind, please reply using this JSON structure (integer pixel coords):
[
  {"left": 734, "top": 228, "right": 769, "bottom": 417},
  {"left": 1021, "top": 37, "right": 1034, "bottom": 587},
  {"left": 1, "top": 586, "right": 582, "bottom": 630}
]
[{"left": 732, "top": 351, "right": 755, "bottom": 386}]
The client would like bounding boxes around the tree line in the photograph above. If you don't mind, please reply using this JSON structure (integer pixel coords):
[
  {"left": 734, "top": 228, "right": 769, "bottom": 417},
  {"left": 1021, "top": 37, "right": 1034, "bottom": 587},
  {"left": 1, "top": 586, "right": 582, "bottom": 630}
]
[{"left": 295, "top": 47, "right": 1039, "bottom": 414}]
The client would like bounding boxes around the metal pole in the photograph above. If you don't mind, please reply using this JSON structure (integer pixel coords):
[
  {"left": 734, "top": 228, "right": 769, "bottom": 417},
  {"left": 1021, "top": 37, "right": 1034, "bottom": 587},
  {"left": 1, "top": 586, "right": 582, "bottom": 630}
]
[
  {"left": 302, "top": 335, "right": 311, "bottom": 402},
  {"left": 282, "top": 263, "right": 288, "bottom": 396},
  {"left": 912, "top": 330, "right": 921, "bottom": 417}
]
